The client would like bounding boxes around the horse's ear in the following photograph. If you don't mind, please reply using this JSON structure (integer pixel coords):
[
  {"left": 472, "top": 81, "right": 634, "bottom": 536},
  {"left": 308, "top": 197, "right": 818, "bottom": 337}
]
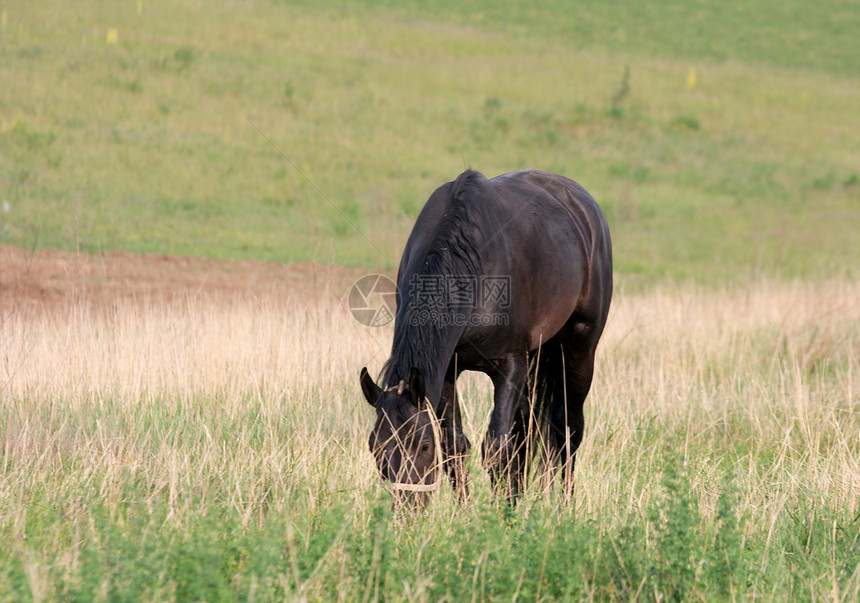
[
  {"left": 408, "top": 367, "right": 425, "bottom": 407},
  {"left": 360, "top": 367, "right": 382, "bottom": 407}
]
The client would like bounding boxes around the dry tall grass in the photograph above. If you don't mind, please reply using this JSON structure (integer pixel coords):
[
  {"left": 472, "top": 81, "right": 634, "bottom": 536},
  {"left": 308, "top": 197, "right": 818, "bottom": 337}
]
[
  {"left": 588, "top": 278, "right": 860, "bottom": 530},
  {"left": 2, "top": 277, "right": 859, "bottom": 596}
]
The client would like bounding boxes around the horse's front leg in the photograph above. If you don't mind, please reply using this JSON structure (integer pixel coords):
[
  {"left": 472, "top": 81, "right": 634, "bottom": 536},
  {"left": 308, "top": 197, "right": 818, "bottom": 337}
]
[
  {"left": 483, "top": 352, "right": 530, "bottom": 502},
  {"left": 439, "top": 366, "right": 470, "bottom": 501}
]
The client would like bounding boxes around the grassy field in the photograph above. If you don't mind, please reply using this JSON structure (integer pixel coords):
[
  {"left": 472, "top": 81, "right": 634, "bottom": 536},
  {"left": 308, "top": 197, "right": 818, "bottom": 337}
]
[
  {"left": 2, "top": 1, "right": 860, "bottom": 600},
  {"left": 1, "top": 277, "right": 858, "bottom": 600},
  {"left": 1, "top": 0, "right": 859, "bottom": 284}
]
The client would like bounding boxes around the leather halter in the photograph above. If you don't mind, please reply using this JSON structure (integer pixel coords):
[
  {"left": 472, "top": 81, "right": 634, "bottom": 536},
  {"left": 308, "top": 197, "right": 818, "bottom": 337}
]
[{"left": 379, "top": 380, "right": 444, "bottom": 493}]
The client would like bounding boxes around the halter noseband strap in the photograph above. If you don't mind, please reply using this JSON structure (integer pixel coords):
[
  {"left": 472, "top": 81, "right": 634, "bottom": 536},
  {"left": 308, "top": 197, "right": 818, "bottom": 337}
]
[{"left": 379, "top": 381, "right": 444, "bottom": 494}]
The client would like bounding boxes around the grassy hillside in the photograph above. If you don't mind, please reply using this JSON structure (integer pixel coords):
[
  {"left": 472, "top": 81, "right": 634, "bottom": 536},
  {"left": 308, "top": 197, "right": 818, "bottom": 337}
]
[
  {"left": 1, "top": 0, "right": 858, "bottom": 283},
  {"left": 2, "top": 278, "right": 858, "bottom": 599}
]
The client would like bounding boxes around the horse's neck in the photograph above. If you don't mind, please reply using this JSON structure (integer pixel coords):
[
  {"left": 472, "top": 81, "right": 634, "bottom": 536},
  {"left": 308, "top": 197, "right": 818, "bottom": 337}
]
[{"left": 386, "top": 320, "right": 465, "bottom": 403}]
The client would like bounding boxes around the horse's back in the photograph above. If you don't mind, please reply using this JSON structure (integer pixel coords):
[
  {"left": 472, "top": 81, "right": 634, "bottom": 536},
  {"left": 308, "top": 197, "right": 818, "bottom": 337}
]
[
  {"left": 487, "top": 170, "right": 612, "bottom": 332},
  {"left": 400, "top": 168, "right": 612, "bottom": 354},
  {"left": 489, "top": 169, "right": 608, "bottom": 243}
]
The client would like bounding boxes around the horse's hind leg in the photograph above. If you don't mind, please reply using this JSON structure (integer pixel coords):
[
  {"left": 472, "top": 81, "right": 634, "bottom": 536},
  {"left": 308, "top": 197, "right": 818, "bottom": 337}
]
[
  {"left": 529, "top": 343, "right": 563, "bottom": 494},
  {"left": 546, "top": 326, "right": 599, "bottom": 503}
]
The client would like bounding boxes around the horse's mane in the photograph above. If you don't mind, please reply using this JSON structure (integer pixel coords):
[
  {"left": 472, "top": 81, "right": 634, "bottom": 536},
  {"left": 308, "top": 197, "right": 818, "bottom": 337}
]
[{"left": 383, "top": 170, "right": 487, "bottom": 387}]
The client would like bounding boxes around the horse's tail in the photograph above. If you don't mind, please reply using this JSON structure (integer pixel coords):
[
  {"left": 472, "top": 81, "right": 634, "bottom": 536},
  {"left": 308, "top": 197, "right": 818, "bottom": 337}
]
[{"left": 526, "top": 341, "right": 564, "bottom": 489}]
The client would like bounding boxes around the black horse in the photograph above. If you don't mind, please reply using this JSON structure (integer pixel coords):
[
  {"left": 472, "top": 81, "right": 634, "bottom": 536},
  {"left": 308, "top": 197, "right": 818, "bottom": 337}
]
[{"left": 360, "top": 169, "right": 612, "bottom": 506}]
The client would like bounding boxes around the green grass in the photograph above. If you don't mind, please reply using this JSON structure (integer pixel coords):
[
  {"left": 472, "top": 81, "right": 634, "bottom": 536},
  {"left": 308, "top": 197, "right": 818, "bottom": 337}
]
[
  {"left": 3, "top": 4, "right": 859, "bottom": 599},
  {"left": 2, "top": 280, "right": 859, "bottom": 600},
  {"left": 328, "top": 0, "right": 860, "bottom": 77},
  {"left": 0, "top": 0, "right": 858, "bottom": 283},
  {"left": 5, "top": 475, "right": 856, "bottom": 600}
]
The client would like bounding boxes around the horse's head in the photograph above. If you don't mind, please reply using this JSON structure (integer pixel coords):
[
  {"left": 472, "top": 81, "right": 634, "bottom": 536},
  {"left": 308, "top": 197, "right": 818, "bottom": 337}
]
[{"left": 359, "top": 366, "right": 442, "bottom": 509}]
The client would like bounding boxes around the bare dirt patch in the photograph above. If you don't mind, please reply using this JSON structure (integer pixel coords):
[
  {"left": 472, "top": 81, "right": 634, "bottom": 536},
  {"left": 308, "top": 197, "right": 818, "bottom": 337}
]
[{"left": 0, "top": 244, "right": 371, "bottom": 312}]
